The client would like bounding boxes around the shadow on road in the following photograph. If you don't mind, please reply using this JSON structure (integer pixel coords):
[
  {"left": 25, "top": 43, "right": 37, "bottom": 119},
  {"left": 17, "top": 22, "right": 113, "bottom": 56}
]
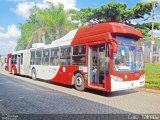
[
  {"left": 9, "top": 73, "right": 139, "bottom": 97},
  {"left": 84, "top": 89, "right": 138, "bottom": 97},
  {"left": 48, "top": 80, "right": 138, "bottom": 97}
]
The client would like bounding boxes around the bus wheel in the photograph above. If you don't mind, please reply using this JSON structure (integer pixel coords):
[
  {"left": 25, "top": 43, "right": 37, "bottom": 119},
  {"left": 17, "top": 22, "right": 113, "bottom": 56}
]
[
  {"left": 31, "top": 69, "right": 37, "bottom": 80},
  {"left": 12, "top": 67, "right": 15, "bottom": 75},
  {"left": 74, "top": 73, "right": 85, "bottom": 91}
]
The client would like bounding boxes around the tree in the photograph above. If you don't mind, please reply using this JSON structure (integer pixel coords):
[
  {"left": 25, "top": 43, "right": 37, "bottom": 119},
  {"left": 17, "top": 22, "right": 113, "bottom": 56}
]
[
  {"left": 16, "top": 7, "right": 42, "bottom": 50},
  {"left": 137, "top": 22, "right": 160, "bottom": 38},
  {"left": 71, "top": 2, "right": 158, "bottom": 25},
  {"left": 16, "top": 3, "right": 76, "bottom": 50},
  {"left": 37, "top": 3, "right": 72, "bottom": 40}
]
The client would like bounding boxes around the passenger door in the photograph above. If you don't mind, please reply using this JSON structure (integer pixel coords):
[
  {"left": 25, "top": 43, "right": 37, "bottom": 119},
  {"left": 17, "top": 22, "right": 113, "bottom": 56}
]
[{"left": 88, "top": 44, "right": 106, "bottom": 87}]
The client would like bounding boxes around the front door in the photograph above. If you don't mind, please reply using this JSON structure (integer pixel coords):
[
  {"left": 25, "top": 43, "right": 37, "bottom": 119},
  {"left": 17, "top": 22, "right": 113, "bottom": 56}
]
[{"left": 88, "top": 44, "right": 106, "bottom": 87}]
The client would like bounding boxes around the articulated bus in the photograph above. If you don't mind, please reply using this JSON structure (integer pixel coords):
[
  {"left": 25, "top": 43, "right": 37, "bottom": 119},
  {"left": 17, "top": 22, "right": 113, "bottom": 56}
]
[{"left": 6, "top": 22, "right": 145, "bottom": 92}]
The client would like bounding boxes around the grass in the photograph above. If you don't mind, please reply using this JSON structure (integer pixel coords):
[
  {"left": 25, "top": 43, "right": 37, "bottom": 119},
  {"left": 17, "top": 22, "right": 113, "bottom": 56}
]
[{"left": 145, "top": 64, "right": 160, "bottom": 89}]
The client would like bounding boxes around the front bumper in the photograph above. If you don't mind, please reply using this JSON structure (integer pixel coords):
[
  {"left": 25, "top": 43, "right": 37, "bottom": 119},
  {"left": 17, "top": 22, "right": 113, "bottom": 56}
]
[{"left": 111, "top": 77, "right": 145, "bottom": 92}]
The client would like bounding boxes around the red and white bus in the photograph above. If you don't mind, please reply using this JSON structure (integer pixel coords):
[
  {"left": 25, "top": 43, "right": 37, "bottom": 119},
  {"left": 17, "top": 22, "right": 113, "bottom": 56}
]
[{"left": 6, "top": 22, "right": 145, "bottom": 92}]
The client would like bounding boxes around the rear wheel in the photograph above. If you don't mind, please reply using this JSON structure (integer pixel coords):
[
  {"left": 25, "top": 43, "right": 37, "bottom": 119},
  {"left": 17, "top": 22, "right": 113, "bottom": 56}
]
[
  {"left": 74, "top": 73, "right": 85, "bottom": 91},
  {"left": 31, "top": 69, "right": 37, "bottom": 80}
]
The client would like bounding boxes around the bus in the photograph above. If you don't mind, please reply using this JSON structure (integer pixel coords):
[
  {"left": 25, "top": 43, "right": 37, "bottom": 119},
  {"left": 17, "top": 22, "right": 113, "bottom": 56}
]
[{"left": 6, "top": 22, "right": 145, "bottom": 92}]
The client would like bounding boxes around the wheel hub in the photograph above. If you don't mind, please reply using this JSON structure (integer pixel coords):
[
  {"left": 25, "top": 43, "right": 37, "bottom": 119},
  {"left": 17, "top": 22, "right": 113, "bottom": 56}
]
[{"left": 76, "top": 77, "right": 82, "bottom": 86}]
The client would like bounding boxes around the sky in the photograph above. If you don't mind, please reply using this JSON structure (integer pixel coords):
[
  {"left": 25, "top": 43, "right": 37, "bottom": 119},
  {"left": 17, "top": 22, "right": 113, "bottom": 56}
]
[{"left": 0, "top": 0, "right": 160, "bottom": 55}]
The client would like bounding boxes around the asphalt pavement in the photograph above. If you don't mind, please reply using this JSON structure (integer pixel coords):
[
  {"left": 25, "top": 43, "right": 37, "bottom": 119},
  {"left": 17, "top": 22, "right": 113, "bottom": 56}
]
[
  {"left": 0, "top": 70, "right": 160, "bottom": 120},
  {"left": 0, "top": 73, "right": 131, "bottom": 119}
]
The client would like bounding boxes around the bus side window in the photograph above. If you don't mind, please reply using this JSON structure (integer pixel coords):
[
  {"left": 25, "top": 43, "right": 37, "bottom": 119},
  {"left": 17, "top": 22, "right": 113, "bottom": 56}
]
[
  {"left": 35, "top": 50, "right": 42, "bottom": 65},
  {"left": 72, "top": 45, "right": 86, "bottom": 66},
  {"left": 11, "top": 55, "right": 14, "bottom": 64},
  {"left": 31, "top": 51, "right": 36, "bottom": 65},
  {"left": 60, "top": 47, "right": 71, "bottom": 65},
  {"left": 21, "top": 53, "right": 23, "bottom": 65},
  {"left": 42, "top": 49, "right": 49, "bottom": 65},
  {"left": 14, "top": 55, "right": 17, "bottom": 64},
  {"left": 50, "top": 48, "right": 59, "bottom": 66},
  {"left": 105, "top": 44, "right": 110, "bottom": 74},
  {"left": 11, "top": 55, "right": 17, "bottom": 64}
]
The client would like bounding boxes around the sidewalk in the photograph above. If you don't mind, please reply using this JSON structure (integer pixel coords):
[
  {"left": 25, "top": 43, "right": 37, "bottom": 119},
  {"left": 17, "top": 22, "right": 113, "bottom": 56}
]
[{"left": 137, "top": 87, "right": 160, "bottom": 94}]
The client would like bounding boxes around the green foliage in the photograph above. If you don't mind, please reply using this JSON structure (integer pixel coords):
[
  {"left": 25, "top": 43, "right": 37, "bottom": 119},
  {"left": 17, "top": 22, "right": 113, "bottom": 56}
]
[
  {"left": 71, "top": 1, "right": 159, "bottom": 37},
  {"left": 16, "top": 3, "right": 76, "bottom": 50},
  {"left": 139, "top": 22, "right": 160, "bottom": 30},
  {"left": 16, "top": 16, "right": 40, "bottom": 50},
  {"left": 71, "top": 2, "right": 157, "bottom": 25},
  {"left": 16, "top": 1, "right": 159, "bottom": 50},
  {"left": 145, "top": 64, "right": 160, "bottom": 89},
  {"left": 137, "top": 22, "right": 160, "bottom": 39}
]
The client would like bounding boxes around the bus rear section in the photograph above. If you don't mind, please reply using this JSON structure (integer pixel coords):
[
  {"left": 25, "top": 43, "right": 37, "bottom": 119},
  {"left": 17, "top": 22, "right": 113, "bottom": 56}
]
[{"left": 6, "top": 50, "right": 30, "bottom": 76}]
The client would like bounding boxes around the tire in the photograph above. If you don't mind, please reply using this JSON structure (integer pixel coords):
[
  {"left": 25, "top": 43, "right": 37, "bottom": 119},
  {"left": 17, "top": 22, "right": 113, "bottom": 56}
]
[
  {"left": 74, "top": 73, "right": 85, "bottom": 91},
  {"left": 12, "top": 67, "right": 15, "bottom": 75},
  {"left": 31, "top": 69, "right": 37, "bottom": 80}
]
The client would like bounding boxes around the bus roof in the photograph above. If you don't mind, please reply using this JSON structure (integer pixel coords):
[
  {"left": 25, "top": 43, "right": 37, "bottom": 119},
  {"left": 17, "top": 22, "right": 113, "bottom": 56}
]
[
  {"left": 30, "top": 22, "right": 143, "bottom": 49},
  {"left": 71, "top": 22, "right": 143, "bottom": 45},
  {"left": 77, "top": 22, "right": 142, "bottom": 38}
]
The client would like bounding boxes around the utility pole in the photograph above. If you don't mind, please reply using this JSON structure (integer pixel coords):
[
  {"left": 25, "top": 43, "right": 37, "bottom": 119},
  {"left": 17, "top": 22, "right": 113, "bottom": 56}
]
[{"left": 150, "top": 0, "right": 156, "bottom": 64}]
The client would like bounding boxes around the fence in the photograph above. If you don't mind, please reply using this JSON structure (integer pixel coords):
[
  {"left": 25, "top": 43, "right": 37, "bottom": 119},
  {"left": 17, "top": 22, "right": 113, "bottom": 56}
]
[{"left": 143, "top": 39, "right": 160, "bottom": 63}]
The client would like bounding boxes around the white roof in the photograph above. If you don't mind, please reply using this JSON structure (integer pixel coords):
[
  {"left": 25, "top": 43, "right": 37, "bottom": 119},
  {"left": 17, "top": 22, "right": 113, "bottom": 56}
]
[
  {"left": 30, "top": 29, "right": 78, "bottom": 50},
  {"left": 44, "top": 29, "right": 78, "bottom": 49},
  {"left": 32, "top": 43, "right": 45, "bottom": 48},
  {"left": 12, "top": 50, "right": 26, "bottom": 54}
]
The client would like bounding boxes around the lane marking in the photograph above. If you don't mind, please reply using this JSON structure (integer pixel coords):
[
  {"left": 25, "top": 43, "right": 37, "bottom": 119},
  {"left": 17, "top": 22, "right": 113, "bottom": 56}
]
[{"left": 19, "top": 96, "right": 24, "bottom": 99}]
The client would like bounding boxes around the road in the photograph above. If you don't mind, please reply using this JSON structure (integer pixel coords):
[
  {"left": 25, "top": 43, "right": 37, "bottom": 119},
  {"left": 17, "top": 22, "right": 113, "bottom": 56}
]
[
  {"left": 0, "top": 69, "right": 160, "bottom": 119},
  {"left": 0, "top": 73, "right": 128, "bottom": 114}
]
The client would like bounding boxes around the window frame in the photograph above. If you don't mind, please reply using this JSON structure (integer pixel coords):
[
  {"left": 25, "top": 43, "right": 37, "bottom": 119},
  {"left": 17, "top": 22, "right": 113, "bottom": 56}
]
[
  {"left": 60, "top": 46, "right": 71, "bottom": 66},
  {"left": 42, "top": 49, "right": 50, "bottom": 66},
  {"left": 35, "top": 49, "right": 42, "bottom": 65},
  {"left": 71, "top": 44, "right": 86, "bottom": 66},
  {"left": 72, "top": 44, "right": 86, "bottom": 56},
  {"left": 50, "top": 47, "right": 60, "bottom": 66},
  {"left": 21, "top": 53, "right": 23, "bottom": 65},
  {"left": 30, "top": 50, "right": 36, "bottom": 65},
  {"left": 12, "top": 54, "right": 17, "bottom": 64}
]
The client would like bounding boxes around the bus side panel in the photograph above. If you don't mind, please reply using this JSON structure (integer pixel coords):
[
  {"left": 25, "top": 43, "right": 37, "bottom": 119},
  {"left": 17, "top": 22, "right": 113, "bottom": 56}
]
[
  {"left": 22, "top": 50, "right": 30, "bottom": 76},
  {"left": 11, "top": 64, "right": 18, "bottom": 74},
  {"left": 40, "top": 66, "right": 60, "bottom": 80},
  {"left": 31, "top": 65, "right": 44, "bottom": 79},
  {"left": 105, "top": 76, "right": 111, "bottom": 92},
  {"left": 51, "top": 66, "right": 85, "bottom": 85}
]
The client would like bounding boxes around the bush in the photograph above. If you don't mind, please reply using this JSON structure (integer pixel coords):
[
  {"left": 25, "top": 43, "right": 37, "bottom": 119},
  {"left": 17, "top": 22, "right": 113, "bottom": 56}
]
[{"left": 145, "top": 64, "right": 160, "bottom": 89}]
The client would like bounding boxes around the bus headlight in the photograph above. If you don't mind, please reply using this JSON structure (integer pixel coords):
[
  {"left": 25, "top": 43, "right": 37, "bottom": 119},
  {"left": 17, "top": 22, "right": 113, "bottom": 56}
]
[{"left": 111, "top": 75, "right": 123, "bottom": 82}]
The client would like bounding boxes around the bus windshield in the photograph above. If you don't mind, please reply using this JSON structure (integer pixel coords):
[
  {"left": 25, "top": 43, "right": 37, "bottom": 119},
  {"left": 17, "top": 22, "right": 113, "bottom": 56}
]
[{"left": 114, "top": 36, "right": 144, "bottom": 72}]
